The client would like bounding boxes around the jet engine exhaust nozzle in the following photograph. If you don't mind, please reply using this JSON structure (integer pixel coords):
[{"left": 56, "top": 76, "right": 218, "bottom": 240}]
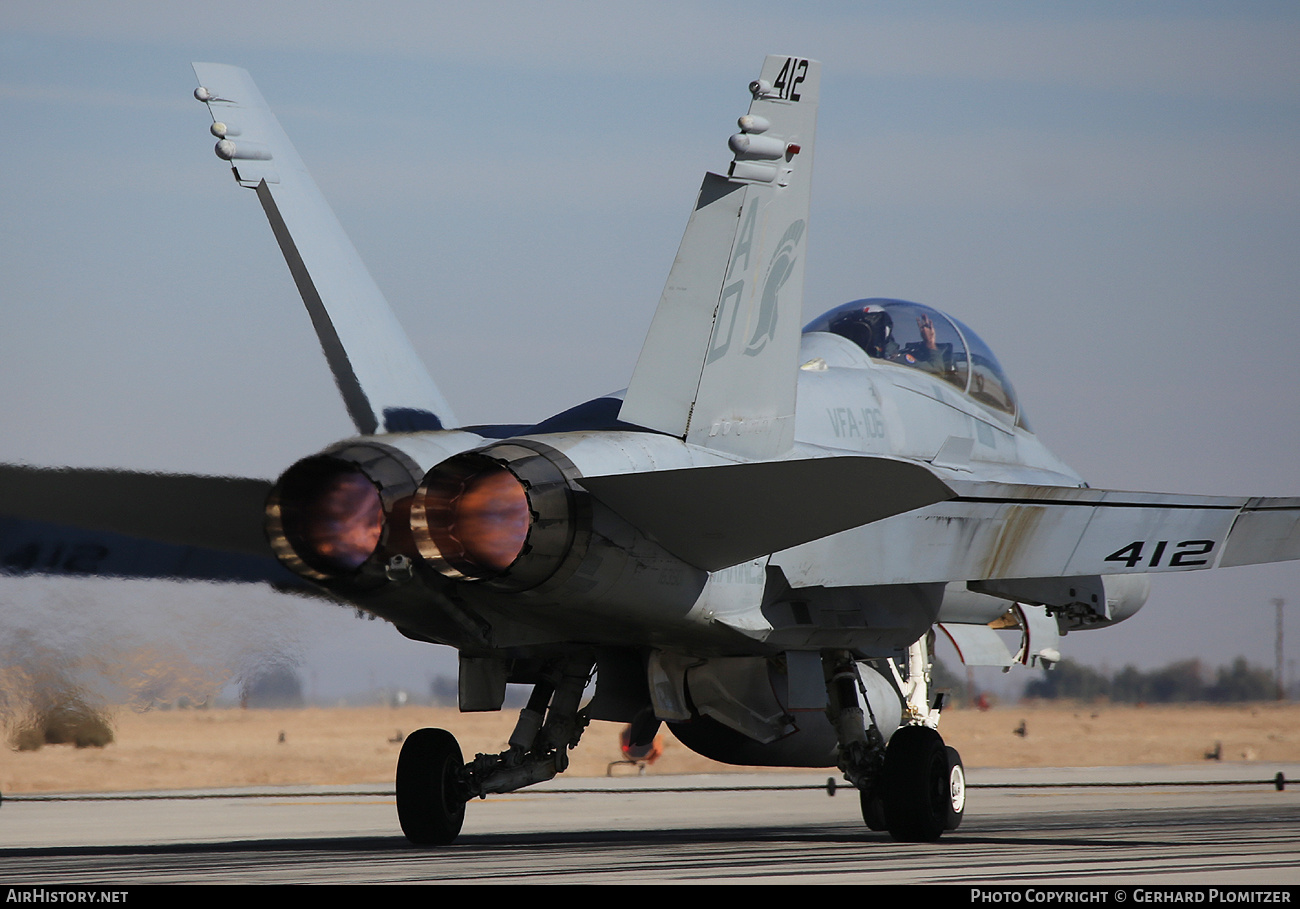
[
  {"left": 411, "top": 442, "right": 586, "bottom": 591},
  {"left": 267, "top": 458, "right": 383, "bottom": 579},
  {"left": 265, "top": 442, "right": 428, "bottom": 582}
]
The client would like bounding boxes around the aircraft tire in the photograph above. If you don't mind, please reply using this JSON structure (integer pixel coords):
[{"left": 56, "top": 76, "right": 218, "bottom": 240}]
[
  {"left": 859, "top": 787, "right": 887, "bottom": 831},
  {"left": 396, "top": 727, "right": 467, "bottom": 846},
  {"left": 880, "top": 725, "right": 949, "bottom": 842},
  {"left": 944, "top": 745, "right": 965, "bottom": 830}
]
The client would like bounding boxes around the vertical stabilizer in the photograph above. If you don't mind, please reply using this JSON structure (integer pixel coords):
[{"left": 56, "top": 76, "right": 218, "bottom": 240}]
[
  {"left": 620, "top": 56, "right": 820, "bottom": 460},
  {"left": 192, "top": 63, "right": 457, "bottom": 434}
]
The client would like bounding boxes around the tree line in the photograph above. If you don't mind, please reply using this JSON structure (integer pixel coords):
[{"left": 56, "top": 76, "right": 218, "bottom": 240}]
[{"left": 1022, "top": 656, "right": 1279, "bottom": 703}]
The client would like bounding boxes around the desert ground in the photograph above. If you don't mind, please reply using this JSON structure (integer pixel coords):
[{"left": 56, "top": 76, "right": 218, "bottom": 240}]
[{"left": 3, "top": 701, "right": 1298, "bottom": 794}]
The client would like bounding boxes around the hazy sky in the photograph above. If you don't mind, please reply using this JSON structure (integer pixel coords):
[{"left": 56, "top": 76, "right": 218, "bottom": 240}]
[{"left": 1, "top": 2, "right": 1299, "bottom": 700}]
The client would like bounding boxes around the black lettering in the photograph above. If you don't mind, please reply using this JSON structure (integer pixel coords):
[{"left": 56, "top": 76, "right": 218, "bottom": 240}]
[
  {"left": 1170, "top": 539, "right": 1214, "bottom": 567},
  {"left": 1149, "top": 540, "right": 1168, "bottom": 567},
  {"left": 1105, "top": 541, "right": 1144, "bottom": 569},
  {"left": 1105, "top": 538, "right": 1217, "bottom": 569},
  {"left": 64, "top": 544, "right": 110, "bottom": 573},
  {"left": 3, "top": 542, "right": 41, "bottom": 572},
  {"left": 773, "top": 57, "right": 790, "bottom": 98},
  {"left": 790, "top": 59, "right": 808, "bottom": 101}
]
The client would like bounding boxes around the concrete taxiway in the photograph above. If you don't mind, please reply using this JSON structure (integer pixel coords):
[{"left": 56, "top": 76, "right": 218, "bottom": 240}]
[{"left": 1, "top": 765, "right": 1298, "bottom": 884}]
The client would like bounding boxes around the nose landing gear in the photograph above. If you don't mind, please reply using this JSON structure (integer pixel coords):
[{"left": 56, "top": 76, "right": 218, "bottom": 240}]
[
  {"left": 827, "top": 634, "right": 966, "bottom": 843},
  {"left": 875, "top": 725, "right": 964, "bottom": 841}
]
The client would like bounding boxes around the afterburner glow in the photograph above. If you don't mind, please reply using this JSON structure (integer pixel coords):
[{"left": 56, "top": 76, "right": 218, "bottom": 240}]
[
  {"left": 410, "top": 442, "right": 585, "bottom": 590},
  {"left": 276, "top": 460, "right": 383, "bottom": 575},
  {"left": 416, "top": 461, "right": 530, "bottom": 577}
]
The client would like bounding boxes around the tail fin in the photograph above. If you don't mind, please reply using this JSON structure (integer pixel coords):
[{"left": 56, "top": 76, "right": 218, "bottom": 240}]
[
  {"left": 191, "top": 63, "right": 457, "bottom": 434},
  {"left": 619, "top": 56, "right": 820, "bottom": 460}
]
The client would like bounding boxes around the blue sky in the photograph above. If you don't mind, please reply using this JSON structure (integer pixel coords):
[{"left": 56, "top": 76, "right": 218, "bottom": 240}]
[{"left": 1, "top": 2, "right": 1298, "bottom": 701}]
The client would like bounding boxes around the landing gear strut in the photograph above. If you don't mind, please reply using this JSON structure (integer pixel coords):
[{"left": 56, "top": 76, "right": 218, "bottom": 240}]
[
  {"left": 395, "top": 656, "right": 594, "bottom": 846},
  {"left": 825, "top": 635, "right": 965, "bottom": 843}
]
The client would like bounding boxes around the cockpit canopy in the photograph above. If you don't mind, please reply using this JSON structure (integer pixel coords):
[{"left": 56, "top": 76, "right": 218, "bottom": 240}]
[{"left": 804, "top": 299, "right": 1029, "bottom": 429}]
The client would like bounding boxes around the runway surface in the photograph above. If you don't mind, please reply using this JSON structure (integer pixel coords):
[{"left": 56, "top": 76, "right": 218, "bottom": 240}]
[{"left": 2, "top": 764, "right": 1298, "bottom": 885}]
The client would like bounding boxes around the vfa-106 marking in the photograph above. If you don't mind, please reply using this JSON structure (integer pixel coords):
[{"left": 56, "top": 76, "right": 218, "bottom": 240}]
[{"left": 4, "top": 54, "right": 1300, "bottom": 846}]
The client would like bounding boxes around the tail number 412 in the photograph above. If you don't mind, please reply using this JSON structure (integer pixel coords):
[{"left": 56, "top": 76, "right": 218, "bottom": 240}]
[
  {"left": 1104, "top": 539, "right": 1215, "bottom": 569},
  {"left": 772, "top": 58, "right": 808, "bottom": 101}
]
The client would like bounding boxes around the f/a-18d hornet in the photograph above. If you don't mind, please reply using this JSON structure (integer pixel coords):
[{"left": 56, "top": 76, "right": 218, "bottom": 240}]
[{"left": 3, "top": 55, "right": 1298, "bottom": 845}]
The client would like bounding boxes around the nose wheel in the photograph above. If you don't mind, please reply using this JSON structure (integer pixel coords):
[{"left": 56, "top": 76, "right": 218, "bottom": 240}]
[
  {"left": 396, "top": 727, "right": 468, "bottom": 845},
  {"left": 870, "top": 724, "right": 964, "bottom": 842}
]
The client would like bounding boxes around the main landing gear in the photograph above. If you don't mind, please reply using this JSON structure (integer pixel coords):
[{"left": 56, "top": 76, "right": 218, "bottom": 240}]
[
  {"left": 875, "top": 725, "right": 965, "bottom": 841},
  {"left": 395, "top": 656, "right": 594, "bottom": 846},
  {"left": 824, "top": 639, "right": 965, "bottom": 843},
  {"left": 395, "top": 728, "right": 466, "bottom": 845},
  {"left": 395, "top": 644, "right": 968, "bottom": 846}
]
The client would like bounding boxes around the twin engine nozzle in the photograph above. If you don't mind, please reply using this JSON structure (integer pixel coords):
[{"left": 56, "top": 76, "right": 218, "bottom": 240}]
[{"left": 266, "top": 440, "right": 587, "bottom": 592}]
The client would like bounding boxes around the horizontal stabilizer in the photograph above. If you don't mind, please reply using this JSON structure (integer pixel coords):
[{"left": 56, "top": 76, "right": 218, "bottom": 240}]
[
  {"left": 192, "top": 63, "right": 456, "bottom": 435},
  {"left": 0, "top": 465, "right": 299, "bottom": 585},
  {"left": 0, "top": 513, "right": 302, "bottom": 586},
  {"left": 0, "top": 465, "right": 270, "bottom": 556},
  {"left": 577, "top": 456, "right": 953, "bottom": 571}
]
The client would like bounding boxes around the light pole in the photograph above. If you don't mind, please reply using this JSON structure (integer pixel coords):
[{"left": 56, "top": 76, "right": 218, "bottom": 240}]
[{"left": 1274, "top": 598, "right": 1285, "bottom": 702}]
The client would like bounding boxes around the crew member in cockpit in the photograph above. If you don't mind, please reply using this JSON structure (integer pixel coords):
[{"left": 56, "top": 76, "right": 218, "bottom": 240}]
[
  {"left": 830, "top": 307, "right": 949, "bottom": 376},
  {"left": 905, "top": 313, "right": 945, "bottom": 372},
  {"left": 829, "top": 306, "right": 898, "bottom": 359}
]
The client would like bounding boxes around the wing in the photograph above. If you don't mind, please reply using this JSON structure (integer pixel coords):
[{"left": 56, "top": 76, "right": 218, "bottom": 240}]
[
  {"left": 619, "top": 56, "right": 820, "bottom": 461},
  {"left": 771, "top": 479, "right": 1300, "bottom": 588},
  {"left": 191, "top": 63, "right": 456, "bottom": 435},
  {"left": 0, "top": 465, "right": 303, "bottom": 587}
]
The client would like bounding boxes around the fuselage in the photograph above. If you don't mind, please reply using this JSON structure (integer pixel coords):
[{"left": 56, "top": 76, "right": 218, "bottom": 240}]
[{"left": 266, "top": 299, "right": 1096, "bottom": 663}]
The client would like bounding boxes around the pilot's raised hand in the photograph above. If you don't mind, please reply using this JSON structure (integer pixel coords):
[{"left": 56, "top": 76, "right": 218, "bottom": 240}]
[{"left": 917, "top": 314, "right": 937, "bottom": 349}]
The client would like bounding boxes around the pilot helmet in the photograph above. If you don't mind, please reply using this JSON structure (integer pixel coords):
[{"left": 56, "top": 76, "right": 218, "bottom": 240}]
[{"left": 830, "top": 305, "right": 894, "bottom": 356}]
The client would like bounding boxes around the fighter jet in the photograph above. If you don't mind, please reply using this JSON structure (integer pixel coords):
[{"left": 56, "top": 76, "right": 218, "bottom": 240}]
[{"left": 3, "top": 55, "right": 1299, "bottom": 845}]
